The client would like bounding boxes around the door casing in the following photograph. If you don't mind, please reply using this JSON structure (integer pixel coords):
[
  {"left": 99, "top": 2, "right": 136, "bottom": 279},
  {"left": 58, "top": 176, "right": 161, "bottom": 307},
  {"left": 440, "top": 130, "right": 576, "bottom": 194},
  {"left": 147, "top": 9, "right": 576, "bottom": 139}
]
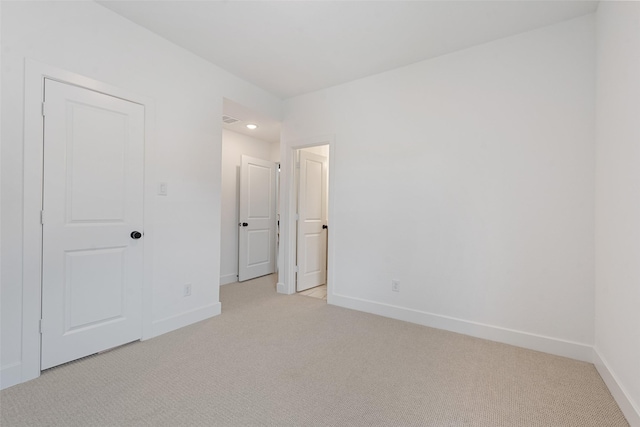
[{"left": 21, "top": 59, "right": 156, "bottom": 385}]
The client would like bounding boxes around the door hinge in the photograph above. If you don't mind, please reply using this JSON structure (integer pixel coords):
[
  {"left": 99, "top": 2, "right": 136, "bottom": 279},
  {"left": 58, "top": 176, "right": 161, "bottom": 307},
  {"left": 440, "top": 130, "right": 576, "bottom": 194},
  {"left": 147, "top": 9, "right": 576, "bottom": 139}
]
[
  {"left": 39, "top": 319, "right": 44, "bottom": 334},
  {"left": 294, "top": 213, "right": 299, "bottom": 221},
  {"left": 296, "top": 162, "right": 300, "bottom": 169},
  {"left": 41, "top": 102, "right": 46, "bottom": 117},
  {"left": 295, "top": 266, "right": 299, "bottom": 273},
  {"left": 40, "top": 210, "right": 45, "bottom": 225}
]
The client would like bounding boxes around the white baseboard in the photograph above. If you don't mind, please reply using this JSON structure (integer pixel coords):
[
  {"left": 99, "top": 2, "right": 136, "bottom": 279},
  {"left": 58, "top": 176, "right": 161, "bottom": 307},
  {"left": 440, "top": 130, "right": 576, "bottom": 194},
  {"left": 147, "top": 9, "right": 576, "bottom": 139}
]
[
  {"left": 0, "top": 362, "right": 22, "bottom": 390},
  {"left": 149, "top": 303, "right": 221, "bottom": 338},
  {"left": 277, "top": 281, "right": 291, "bottom": 294},
  {"left": 331, "top": 293, "right": 593, "bottom": 362},
  {"left": 593, "top": 348, "right": 640, "bottom": 426},
  {"left": 220, "top": 274, "right": 238, "bottom": 286}
]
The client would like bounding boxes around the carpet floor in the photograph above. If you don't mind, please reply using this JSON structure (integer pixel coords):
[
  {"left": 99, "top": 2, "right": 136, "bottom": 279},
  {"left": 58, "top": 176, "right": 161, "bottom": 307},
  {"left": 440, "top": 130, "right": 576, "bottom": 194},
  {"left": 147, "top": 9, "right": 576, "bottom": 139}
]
[{"left": 0, "top": 274, "right": 629, "bottom": 426}]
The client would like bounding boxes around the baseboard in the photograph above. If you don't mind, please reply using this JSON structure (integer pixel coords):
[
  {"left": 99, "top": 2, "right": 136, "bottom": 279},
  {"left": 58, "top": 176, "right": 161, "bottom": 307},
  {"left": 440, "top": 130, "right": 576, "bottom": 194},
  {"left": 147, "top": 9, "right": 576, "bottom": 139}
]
[
  {"left": 330, "top": 294, "right": 593, "bottom": 362},
  {"left": 0, "top": 362, "right": 22, "bottom": 390},
  {"left": 149, "top": 302, "right": 221, "bottom": 338},
  {"left": 276, "top": 281, "right": 290, "bottom": 294},
  {"left": 220, "top": 274, "right": 238, "bottom": 286},
  {"left": 593, "top": 348, "right": 640, "bottom": 426}
]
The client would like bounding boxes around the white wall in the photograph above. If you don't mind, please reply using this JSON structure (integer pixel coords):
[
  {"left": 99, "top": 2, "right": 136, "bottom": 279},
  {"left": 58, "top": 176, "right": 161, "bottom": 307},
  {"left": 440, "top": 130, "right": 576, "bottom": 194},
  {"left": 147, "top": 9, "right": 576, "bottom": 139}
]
[
  {"left": 594, "top": 2, "right": 640, "bottom": 424},
  {"left": 0, "top": 1, "right": 281, "bottom": 388},
  {"left": 220, "top": 129, "right": 279, "bottom": 285},
  {"left": 282, "top": 15, "right": 596, "bottom": 360}
]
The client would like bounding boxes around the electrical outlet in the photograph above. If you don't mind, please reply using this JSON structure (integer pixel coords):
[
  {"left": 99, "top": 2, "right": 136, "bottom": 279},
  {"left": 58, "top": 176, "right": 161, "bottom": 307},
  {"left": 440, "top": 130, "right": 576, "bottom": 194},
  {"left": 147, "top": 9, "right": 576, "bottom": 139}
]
[
  {"left": 183, "top": 284, "right": 192, "bottom": 297},
  {"left": 158, "top": 182, "right": 168, "bottom": 196},
  {"left": 392, "top": 280, "right": 400, "bottom": 292}
]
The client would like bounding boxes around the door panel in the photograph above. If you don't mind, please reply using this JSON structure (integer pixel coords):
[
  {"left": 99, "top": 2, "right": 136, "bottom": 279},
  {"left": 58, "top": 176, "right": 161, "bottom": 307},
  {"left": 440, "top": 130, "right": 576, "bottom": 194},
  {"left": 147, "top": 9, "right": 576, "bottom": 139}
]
[
  {"left": 248, "top": 164, "right": 271, "bottom": 218},
  {"left": 304, "top": 233, "right": 323, "bottom": 273},
  {"left": 304, "top": 160, "right": 323, "bottom": 219},
  {"left": 66, "top": 104, "right": 128, "bottom": 222},
  {"left": 41, "top": 79, "right": 144, "bottom": 370},
  {"left": 247, "top": 229, "right": 270, "bottom": 266},
  {"left": 296, "top": 151, "right": 328, "bottom": 292},
  {"left": 238, "top": 155, "right": 276, "bottom": 281},
  {"left": 65, "top": 247, "right": 126, "bottom": 331}
]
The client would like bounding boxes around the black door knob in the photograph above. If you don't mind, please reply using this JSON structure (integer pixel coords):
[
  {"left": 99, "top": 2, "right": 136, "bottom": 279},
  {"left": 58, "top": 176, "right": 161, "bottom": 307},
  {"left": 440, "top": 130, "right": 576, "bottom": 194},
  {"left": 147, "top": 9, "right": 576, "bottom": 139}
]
[
  {"left": 242, "top": 222, "right": 249, "bottom": 227},
  {"left": 322, "top": 225, "right": 328, "bottom": 230},
  {"left": 130, "top": 231, "right": 142, "bottom": 239}
]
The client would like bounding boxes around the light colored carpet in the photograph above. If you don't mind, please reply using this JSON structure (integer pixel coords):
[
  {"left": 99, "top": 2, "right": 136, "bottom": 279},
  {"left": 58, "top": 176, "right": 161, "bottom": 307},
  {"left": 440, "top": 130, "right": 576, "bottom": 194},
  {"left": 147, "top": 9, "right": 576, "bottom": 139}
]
[{"left": 0, "top": 274, "right": 629, "bottom": 426}]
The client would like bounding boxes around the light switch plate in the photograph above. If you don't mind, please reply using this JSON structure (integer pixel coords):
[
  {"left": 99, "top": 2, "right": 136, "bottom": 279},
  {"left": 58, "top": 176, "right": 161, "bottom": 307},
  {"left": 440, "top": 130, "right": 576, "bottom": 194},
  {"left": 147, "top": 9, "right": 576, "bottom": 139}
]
[{"left": 158, "top": 182, "right": 168, "bottom": 196}]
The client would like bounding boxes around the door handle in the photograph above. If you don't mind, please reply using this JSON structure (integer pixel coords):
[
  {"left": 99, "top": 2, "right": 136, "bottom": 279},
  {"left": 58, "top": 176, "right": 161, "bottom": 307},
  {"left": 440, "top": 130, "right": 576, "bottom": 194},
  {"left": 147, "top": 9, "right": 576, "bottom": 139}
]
[
  {"left": 322, "top": 225, "right": 328, "bottom": 230},
  {"left": 239, "top": 222, "right": 249, "bottom": 227},
  {"left": 130, "top": 231, "right": 142, "bottom": 239}
]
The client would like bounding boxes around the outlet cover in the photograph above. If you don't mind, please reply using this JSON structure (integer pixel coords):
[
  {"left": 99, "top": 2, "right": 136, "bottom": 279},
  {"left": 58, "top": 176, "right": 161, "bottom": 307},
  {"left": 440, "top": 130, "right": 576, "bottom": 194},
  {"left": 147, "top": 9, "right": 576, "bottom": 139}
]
[
  {"left": 392, "top": 280, "right": 400, "bottom": 292},
  {"left": 183, "top": 284, "right": 192, "bottom": 297}
]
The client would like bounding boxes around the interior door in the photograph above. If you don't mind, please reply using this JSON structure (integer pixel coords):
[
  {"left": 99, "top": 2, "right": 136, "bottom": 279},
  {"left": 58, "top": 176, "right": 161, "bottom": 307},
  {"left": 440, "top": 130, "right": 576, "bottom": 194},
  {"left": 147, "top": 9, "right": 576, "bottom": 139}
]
[
  {"left": 238, "top": 155, "right": 277, "bottom": 281},
  {"left": 41, "top": 79, "right": 144, "bottom": 370},
  {"left": 296, "top": 150, "right": 328, "bottom": 292}
]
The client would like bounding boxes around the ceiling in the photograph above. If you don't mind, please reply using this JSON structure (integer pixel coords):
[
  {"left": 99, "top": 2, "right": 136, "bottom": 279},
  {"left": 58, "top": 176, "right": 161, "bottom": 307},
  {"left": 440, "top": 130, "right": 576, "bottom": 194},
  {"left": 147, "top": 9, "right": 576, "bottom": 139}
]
[
  {"left": 222, "top": 98, "right": 281, "bottom": 144},
  {"left": 98, "top": 0, "right": 597, "bottom": 100},
  {"left": 97, "top": 1, "right": 597, "bottom": 143}
]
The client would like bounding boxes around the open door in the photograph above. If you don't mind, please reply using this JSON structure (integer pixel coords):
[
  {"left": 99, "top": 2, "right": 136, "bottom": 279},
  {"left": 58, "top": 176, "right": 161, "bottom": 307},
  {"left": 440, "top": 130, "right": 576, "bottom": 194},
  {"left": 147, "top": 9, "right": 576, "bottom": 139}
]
[
  {"left": 296, "top": 150, "right": 328, "bottom": 292},
  {"left": 238, "top": 155, "right": 277, "bottom": 281}
]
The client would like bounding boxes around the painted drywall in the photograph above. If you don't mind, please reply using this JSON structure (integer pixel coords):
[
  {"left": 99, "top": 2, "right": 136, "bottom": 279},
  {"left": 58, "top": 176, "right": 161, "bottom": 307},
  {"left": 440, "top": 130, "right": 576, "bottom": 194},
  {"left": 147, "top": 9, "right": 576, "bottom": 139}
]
[
  {"left": 0, "top": 1, "right": 281, "bottom": 388},
  {"left": 270, "top": 138, "right": 282, "bottom": 163},
  {"left": 594, "top": 2, "right": 640, "bottom": 423},
  {"left": 220, "top": 129, "right": 279, "bottom": 285},
  {"left": 281, "top": 15, "right": 595, "bottom": 359}
]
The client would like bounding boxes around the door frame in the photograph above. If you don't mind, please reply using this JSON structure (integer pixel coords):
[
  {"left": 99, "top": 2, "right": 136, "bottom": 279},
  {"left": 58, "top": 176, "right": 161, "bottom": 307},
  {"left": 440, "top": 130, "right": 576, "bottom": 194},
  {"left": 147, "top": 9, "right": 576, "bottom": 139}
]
[
  {"left": 277, "top": 135, "right": 335, "bottom": 302},
  {"left": 21, "top": 59, "right": 156, "bottom": 384}
]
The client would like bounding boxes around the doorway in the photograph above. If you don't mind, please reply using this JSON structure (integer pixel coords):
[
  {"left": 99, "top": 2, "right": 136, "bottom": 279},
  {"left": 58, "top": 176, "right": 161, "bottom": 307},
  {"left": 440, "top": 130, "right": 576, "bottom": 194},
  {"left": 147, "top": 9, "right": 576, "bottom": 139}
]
[
  {"left": 220, "top": 98, "right": 281, "bottom": 285},
  {"left": 295, "top": 145, "right": 329, "bottom": 298},
  {"left": 20, "top": 62, "right": 156, "bottom": 385}
]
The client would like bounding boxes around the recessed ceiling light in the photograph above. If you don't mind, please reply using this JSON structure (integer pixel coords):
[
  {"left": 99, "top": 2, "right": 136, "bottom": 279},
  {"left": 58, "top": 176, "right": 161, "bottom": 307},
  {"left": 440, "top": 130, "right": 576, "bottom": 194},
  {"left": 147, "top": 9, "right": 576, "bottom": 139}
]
[{"left": 246, "top": 124, "right": 258, "bottom": 130}]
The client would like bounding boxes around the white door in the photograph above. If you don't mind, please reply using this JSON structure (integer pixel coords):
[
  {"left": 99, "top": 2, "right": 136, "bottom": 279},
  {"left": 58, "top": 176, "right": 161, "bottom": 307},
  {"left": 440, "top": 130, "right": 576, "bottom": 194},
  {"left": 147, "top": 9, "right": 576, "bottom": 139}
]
[
  {"left": 41, "top": 79, "right": 144, "bottom": 370},
  {"left": 238, "top": 155, "right": 277, "bottom": 281},
  {"left": 296, "top": 151, "right": 328, "bottom": 292}
]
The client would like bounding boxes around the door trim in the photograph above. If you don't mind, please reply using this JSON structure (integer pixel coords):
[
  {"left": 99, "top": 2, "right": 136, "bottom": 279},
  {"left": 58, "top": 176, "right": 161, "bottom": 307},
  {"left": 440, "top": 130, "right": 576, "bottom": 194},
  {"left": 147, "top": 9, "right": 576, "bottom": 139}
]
[
  {"left": 22, "top": 59, "right": 156, "bottom": 384},
  {"left": 277, "top": 135, "right": 335, "bottom": 303}
]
